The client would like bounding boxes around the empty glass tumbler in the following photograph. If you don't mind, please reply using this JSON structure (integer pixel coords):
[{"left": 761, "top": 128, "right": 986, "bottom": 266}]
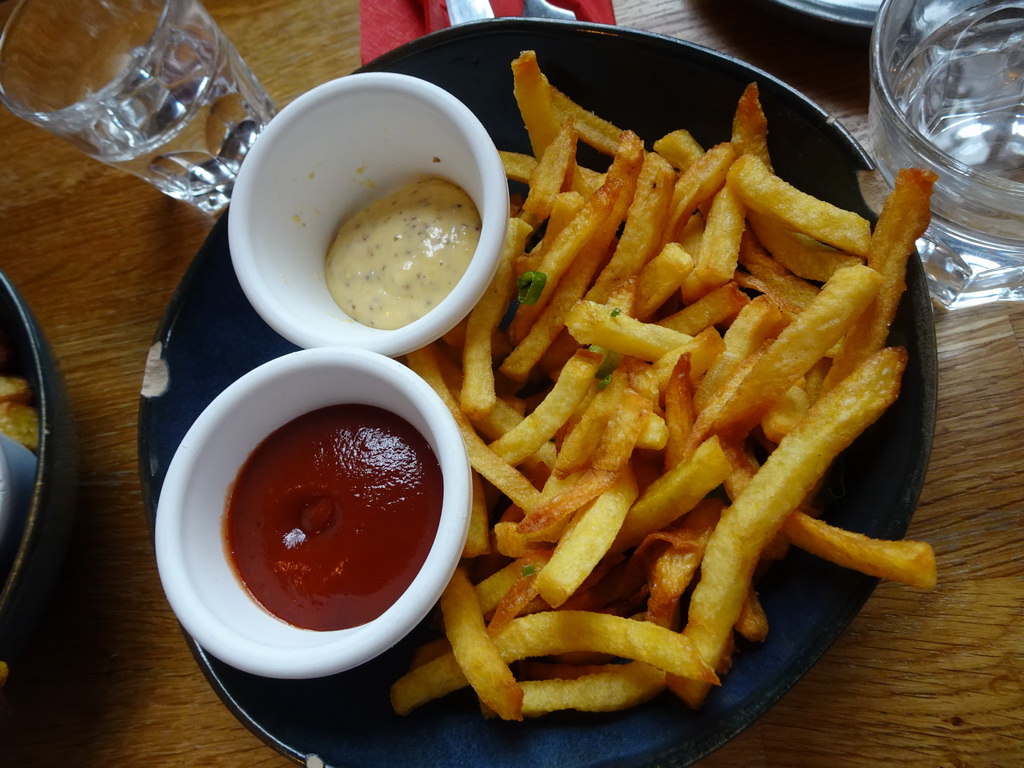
[
  {"left": 0, "top": 0, "right": 276, "bottom": 214},
  {"left": 870, "top": 0, "right": 1024, "bottom": 308}
]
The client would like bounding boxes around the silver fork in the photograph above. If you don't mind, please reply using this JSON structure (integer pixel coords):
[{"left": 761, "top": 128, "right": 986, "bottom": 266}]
[{"left": 522, "top": 0, "right": 576, "bottom": 20}]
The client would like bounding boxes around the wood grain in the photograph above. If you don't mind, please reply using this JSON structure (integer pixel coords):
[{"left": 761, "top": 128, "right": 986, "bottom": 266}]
[{"left": 1, "top": 0, "right": 1021, "bottom": 765}]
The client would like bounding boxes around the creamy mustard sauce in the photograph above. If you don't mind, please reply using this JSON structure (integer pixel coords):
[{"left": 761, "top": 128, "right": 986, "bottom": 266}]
[{"left": 325, "top": 177, "right": 481, "bottom": 329}]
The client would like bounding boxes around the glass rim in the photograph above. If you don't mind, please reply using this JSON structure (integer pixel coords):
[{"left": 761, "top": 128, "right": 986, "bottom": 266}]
[
  {"left": 0, "top": 0, "right": 179, "bottom": 120},
  {"left": 869, "top": 0, "right": 1024, "bottom": 197}
]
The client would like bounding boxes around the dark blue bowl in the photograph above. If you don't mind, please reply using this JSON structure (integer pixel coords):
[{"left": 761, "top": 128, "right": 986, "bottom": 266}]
[{"left": 138, "top": 19, "right": 937, "bottom": 768}]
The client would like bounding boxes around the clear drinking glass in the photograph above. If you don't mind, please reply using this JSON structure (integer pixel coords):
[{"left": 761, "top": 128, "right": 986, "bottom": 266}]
[
  {"left": 0, "top": 0, "right": 276, "bottom": 215},
  {"left": 869, "top": 0, "right": 1024, "bottom": 308}
]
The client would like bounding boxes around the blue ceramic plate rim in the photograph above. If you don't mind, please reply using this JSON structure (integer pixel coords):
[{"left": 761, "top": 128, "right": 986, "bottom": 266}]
[
  {"left": 0, "top": 271, "right": 78, "bottom": 662},
  {"left": 138, "top": 19, "right": 937, "bottom": 768}
]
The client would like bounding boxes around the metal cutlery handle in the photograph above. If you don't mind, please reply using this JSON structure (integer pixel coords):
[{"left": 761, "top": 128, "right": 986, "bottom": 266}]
[{"left": 446, "top": 0, "right": 494, "bottom": 24}]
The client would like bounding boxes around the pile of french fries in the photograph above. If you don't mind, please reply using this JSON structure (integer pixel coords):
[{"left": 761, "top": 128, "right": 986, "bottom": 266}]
[{"left": 391, "top": 51, "right": 938, "bottom": 720}]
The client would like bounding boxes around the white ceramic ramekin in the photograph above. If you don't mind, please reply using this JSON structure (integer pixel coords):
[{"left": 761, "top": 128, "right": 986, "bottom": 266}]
[
  {"left": 154, "top": 347, "right": 470, "bottom": 679},
  {"left": 227, "top": 72, "right": 509, "bottom": 357}
]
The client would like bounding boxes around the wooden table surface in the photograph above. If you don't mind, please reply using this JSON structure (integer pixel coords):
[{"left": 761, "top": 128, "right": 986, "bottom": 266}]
[{"left": 1, "top": 0, "right": 1021, "bottom": 765}]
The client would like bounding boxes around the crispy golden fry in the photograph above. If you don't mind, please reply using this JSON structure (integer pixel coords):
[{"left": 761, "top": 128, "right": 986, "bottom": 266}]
[
  {"left": 519, "top": 662, "right": 666, "bottom": 717},
  {"left": 461, "top": 217, "right": 533, "bottom": 419},
  {"left": 534, "top": 466, "right": 638, "bottom": 607},
  {"left": 823, "top": 167, "right": 937, "bottom": 392},
  {"left": 736, "top": 229, "right": 821, "bottom": 316},
  {"left": 747, "top": 210, "right": 861, "bottom": 282},
  {"left": 464, "top": 472, "right": 493, "bottom": 559},
  {"left": 653, "top": 130, "right": 705, "bottom": 172},
  {"left": 500, "top": 150, "right": 538, "bottom": 184},
  {"left": 392, "top": 610, "right": 716, "bottom": 715},
  {"left": 659, "top": 281, "right": 749, "bottom": 336},
  {"left": 735, "top": 589, "right": 769, "bottom": 643},
  {"left": 565, "top": 300, "right": 695, "bottom": 361},
  {"left": 728, "top": 154, "right": 872, "bottom": 256},
  {"left": 518, "top": 387, "right": 651, "bottom": 537},
  {"left": 760, "top": 380, "right": 811, "bottom": 443},
  {"left": 641, "top": 500, "right": 723, "bottom": 628},
  {"left": 693, "top": 295, "right": 786, "bottom": 411},
  {"left": 588, "top": 150, "right": 678, "bottom": 303},
  {"left": 677, "top": 347, "right": 907, "bottom": 708},
  {"left": 730, "top": 82, "right": 771, "bottom": 170},
  {"left": 665, "top": 143, "right": 737, "bottom": 243},
  {"left": 635, "top": 242, "right": 695, "bottom": 321},
  {"left": 783, "top": 510, "right": 937, "bottom": 589},
  {"left": 549, "top": 86, "right": 623, "bottom": 156},
  {"left": 500, "top": 611, "right": 718, "bottom": 683},
  {"left": 441, "top": 566, "right": 524, "bottom": 721},
  {"left": 488, "top": 349, "right": 601, "bottom": 466},
  {"left": 613, "top": 436, "right": 732, "bottom": 551},
  {"left": 663, "top": 354, "right": 696, "bottom": 470},
  {"left": 511, "top": 50, "right": 561, "bottom": 158},
  {"left": 523, "top": 119, "right": 579, "bottom": 220},
  {"left": 683, "top": 182, "right": 747, "bottom": 300},
  {"left": 512, "top": 131, "right": 644, "bottom": 339}
]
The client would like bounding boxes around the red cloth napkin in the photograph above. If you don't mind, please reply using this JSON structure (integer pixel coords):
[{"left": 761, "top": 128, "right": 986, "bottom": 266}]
[{"left": 360, "top": 0, "right": 616, "bottom": 65}]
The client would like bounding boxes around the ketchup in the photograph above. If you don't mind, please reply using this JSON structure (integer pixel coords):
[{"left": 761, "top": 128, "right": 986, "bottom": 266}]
[{"left": 225, "top": 404, "right": 443, "bottom": 631}]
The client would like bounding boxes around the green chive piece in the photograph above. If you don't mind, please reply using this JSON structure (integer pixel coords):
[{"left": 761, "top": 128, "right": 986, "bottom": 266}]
[
  {"left": 516, "top": 271, "right": 548, "bottom": 305},
  {"left": 609, "top": 307, "right": 622, "bottom": 317},
  {"left": 522, "top": 564, "right": 537, "bottom": 577}
]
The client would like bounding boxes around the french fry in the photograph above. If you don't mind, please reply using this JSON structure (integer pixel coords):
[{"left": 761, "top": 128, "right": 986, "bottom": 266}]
[
  {"left": 488, "top": 348, "right": 601, "bottom": 466},
  {"left": 511, "top": 50, "right": 561, "bottom": 158},
  {"left": 534, "top": 466, "right": 639, "bottom": 607},
  {"left": 664, "top": 142, "right": 737, "bottom": 243},
  {"left": 391, "top": 610, "right": 716, "bottom": 715},
  {"left": 464, "top": 472, "right": 493, "bottom": 558},
  {"left": 518, "top": 387, "right": 651, "bottom": 537},
  {"left": 683, "top": 182, "right": 747, "bottom": 300},
  {"left": 823, "top": 167, "right": 937, "bottom": 392},
  {"left": 565, "top": 300, "right": 695, "bottom": 361},
  {"left": 519, "top": 662, "right": 666, "bottom": 716},
  {"left": 0, "top": 375, "right": 31, "bottom": 404},
  {"left": 461, "top": 217, "right": 532, "bottom": 419},
  {"left": 588, "top": 150, "right": 677, "bottom": 303},
  {"left": 549, "top": 86, "right": 623, "bottom": 156},
  {"left": 641, "top": 500, "right": 723, "bottom": 628},
  {"left": 613, "top": 436, "right": 732, "bottom": 551},
  {"left": 693, "top": 295, "right": 786, "bottom": 411},
  {"left": 499, "top": 150, "right": 537, "bottom": 184},
  {"left": 730, "top": 82, "right": 772, "bottom": 170},
  {"left": 783, "top": 510, "right": 937, "bottom": 589},
  {"left": 728, "top": 154, "right": 872, "bottom": 256},
  {"left": 441, "top": 566, "right": 524, "bottom": 721},
  {"left": 659, "top": 281, "right": 749, "bottom": 336},
  {"left": 511, "top": 130, "right": 644, "bottom": 338},
  {"left": 0, "top": 400, "right": 38, "bottom": 452},
  {"left": 499, "top": 611, "right": 718, "bottom": 683},
  {"left": 522, "top": 119, "right": 579, "bottom": 220},
  {"left": 663, "top": 354, "right": 696, "bottom": 470},
  {"left": 634, "top": 242, "right": 696, "bottom": 321},
  {"left": 736, "top": 229, "right": 821, "bottom": 316},
  {"left": 746, "top": 210, "right": 861, "bottom": 282},
  {"left": 653, "top": 130, "right": 705, "bottom": 172}
]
